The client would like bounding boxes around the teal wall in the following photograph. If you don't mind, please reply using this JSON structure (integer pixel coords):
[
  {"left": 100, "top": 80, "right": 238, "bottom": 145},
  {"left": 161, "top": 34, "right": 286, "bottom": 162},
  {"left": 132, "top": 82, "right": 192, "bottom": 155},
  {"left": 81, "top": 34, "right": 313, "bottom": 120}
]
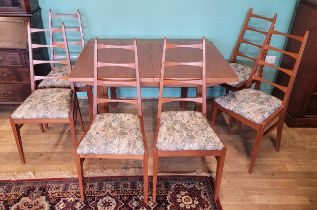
[{"left": 38, "top": 0, "right": 299, "bottom": 98}]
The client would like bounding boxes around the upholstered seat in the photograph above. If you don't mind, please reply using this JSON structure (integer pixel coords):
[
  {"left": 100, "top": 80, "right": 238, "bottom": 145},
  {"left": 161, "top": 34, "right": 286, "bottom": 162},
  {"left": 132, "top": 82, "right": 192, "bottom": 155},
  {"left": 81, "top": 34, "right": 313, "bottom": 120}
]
[
  {"left": 215, "top": 88, "right": 282, "bottom": 124},
  {"left": 77, "top": 113, "right": 144, "bottom": 155},
  {"left": 11, "top": 88, "right": 72, "bottom": 119},
  {"left": 225, "top": 63, "right": 252, "bottom": 87},
  {"left": 157, "top": 111, "right": 224, "bottom": 151},
  {"left": 38, "top": 66, "right": 87, "bottom": 89}
]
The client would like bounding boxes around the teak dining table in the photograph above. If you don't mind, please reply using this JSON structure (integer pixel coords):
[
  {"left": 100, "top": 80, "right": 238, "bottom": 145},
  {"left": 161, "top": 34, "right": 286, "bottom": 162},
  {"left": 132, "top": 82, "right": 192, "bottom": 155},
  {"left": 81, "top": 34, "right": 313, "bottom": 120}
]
[{"left": 69, "top": 39, "right": 238, "bottom": 87}]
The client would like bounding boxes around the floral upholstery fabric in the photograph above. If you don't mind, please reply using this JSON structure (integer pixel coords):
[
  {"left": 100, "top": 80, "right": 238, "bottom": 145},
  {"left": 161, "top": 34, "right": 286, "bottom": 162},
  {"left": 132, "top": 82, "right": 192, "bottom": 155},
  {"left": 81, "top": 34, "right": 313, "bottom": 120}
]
[
  {"left": 226, "top": 63, "right": 252, "bottom": 87},
  {"left": 11, "top": 88, "right": 72, "bottom": 119},
  {"left": 215, "top": 88, "right": 282, "bottom": 124},
  {"left": 77, "top": 113, "right": 144, "bottom": 155},
  {"left": 157, "top": 111, "right": 224, "bottom": 151},
  {"left": 38, "top": 66, "right": 87, "bottom": 89}
]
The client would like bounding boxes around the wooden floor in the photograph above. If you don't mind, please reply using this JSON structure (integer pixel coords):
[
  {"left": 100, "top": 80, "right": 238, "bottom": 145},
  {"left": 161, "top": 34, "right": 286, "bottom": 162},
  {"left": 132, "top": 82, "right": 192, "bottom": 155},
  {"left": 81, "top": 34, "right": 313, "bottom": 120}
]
[{"left": 0, "top": 100, "right": 316, "bottom": 210}]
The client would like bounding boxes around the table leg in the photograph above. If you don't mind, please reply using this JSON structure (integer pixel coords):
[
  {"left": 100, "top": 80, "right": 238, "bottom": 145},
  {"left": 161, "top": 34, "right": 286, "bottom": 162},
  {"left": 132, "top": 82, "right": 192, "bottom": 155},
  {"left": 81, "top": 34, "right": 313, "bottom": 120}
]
[
  {"left": 180, "top": 87, "right": 188, "bottom": 108},
  {"left": 110, "top": 87, "right": 118, "bottom": 108}
]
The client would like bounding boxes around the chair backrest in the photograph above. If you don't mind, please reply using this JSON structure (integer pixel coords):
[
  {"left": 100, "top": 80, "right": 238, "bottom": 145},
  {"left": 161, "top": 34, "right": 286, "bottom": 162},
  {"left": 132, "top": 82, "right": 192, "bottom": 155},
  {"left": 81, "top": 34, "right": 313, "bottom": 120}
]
[
  {"left": 157, "top": 37, "right": 206, "bottom": 119},
  {"left": 230, "top": 8, "right": 277, "bottom": 67},
  {"left": 246, "top": 29, "right": 309, "bottom": 107},
  {"left": 27, "top": 22, "right": 71, "bottom": 91},
  {"left": 93, "top": 39, "right": 142, "bottom": 118},
  {"left": 49, "top": 9, "right": 84, "bottom": 64}
]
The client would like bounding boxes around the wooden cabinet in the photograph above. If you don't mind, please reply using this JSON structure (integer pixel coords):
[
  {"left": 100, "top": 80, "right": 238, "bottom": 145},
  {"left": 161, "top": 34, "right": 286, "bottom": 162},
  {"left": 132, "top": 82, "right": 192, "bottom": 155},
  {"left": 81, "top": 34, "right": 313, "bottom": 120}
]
[
  {"left": 0, "top": 0, "right": 48, "bottom": 107},
  {"left": 273, "top": 0, "right": 317, "bottom": 127}
]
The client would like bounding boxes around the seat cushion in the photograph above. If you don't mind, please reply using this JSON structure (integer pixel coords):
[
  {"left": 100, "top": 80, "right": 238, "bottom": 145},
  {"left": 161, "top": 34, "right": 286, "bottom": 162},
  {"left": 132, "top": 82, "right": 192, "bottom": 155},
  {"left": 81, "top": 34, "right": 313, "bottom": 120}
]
[
  {"left": 77, "top": 113, "right": 144, "bottom": 155},
  {"left": 38, "top": 66, "right": 87, "bottom": 89},
  {"left": 11, "top": 88, "right": 72, "bottom": 119},
  {"left": 157, "top": 111, "right": 224, "bottom": 151},
  {"left": 215, "top": 88, "right": 282, "bottom": 124},
  {"left": 226, "top": 63, "right": 252, "bottom": 87}
]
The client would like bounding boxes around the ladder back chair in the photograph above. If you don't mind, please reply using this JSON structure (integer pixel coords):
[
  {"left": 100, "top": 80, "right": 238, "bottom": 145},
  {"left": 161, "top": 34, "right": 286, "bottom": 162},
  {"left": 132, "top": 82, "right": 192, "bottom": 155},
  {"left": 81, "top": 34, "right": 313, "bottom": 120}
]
[
  {"left": 223, "top": 8, "right": 277, "bottom": 92},
  {"left": 47, "top": 9, "right": 93, "bottom": 121},
  {"left": 9, "top": 22, "right": 85, "bottom": 164},
  {"left": 75, "top": 39, "right": 149, "bottom": 203},
  {"left": 152, "top": 37, "right": 227, "bottom": 202},
  {"left": 212, "top": 29, "right": 309, "bottom": 173}
]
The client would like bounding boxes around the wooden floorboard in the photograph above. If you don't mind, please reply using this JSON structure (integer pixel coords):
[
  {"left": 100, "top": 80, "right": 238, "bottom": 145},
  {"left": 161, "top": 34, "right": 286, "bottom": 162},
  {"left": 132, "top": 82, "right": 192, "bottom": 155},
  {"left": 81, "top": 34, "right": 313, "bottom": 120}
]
[{"left": 0, "top": 100, "right": 316, "bottom": 210}]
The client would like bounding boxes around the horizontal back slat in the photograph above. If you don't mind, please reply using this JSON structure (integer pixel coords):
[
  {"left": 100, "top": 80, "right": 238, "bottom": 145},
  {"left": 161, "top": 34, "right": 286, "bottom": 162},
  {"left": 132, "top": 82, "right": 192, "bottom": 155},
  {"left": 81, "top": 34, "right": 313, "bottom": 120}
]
[
  {"left": 272, "top": 30, "right": 304, "bottom": 42},
  {"left": 32, "top": 44, "right": 65, "bottom": 49},
  {"left": 34, "top": 75, "right": 68, "bottom": 81},
  {"left": 51, "top": 13, "right": 78, "bottom": 18},
  {"left": 241, "top": 39, "right": 262, "bottom": 48},
  {"left": 253, "top": 76, "right": 287, "bottom": 92},
  {"left": 236, "top": 52, "right": 257, "bottom": 62},
  {"left": 165, "top": 61, "right": 203, "bottom": 68},
  {"left": 97, "top": 80, "right": 137, "bottom": 87},
  {"left": 166, "top": 43, "right": 203, "bottom": 49},
  {"left": 258, "top": 60, "right": 293, "bottom": 76},
  {"left": 98, "top": 43, "right": 135, "bottom": 50},
  {"left": 97, "top": 62, "right": 136, "bottom": 69},
  {"left": 161, "top": 97, "right": 203, "bottom": 104},
  {"left": 245, "top": 26, "right": 268, "bottom": 35},
  {"left": 251, "top": 13, "right": 275, "bottom": 22},
  {"left": 97, "top": 98, "right": 138, "bottom": 105},
  {"left": 266, "top": 45, "right": 299, "bottom": 59},
  {"left": 33, "top": 60, "right": 68, "bottom": 65}
]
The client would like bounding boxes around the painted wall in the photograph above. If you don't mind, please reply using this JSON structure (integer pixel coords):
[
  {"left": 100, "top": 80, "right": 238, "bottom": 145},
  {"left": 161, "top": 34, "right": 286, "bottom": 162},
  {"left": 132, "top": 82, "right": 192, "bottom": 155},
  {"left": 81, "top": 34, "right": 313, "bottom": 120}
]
[{"left": 38, "top": 0, "right": 298, "bottom": 98}]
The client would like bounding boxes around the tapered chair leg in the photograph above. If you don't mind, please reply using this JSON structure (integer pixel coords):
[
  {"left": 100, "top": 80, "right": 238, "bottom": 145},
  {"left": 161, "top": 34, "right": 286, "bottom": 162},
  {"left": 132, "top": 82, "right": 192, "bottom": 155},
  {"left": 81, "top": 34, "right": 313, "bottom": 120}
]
[
  {"left": 10, "top": 118, "right": 25, "bottom": 164},
  {"left": 211, "top": 102, "right": 219, "bottom": 127},
  {"left": 39, "top": 124, "right": 45, "bottom": 133},
  {"left": 152, "top": 148, "right": 159, "bottom": 202},
  {"left": 214, "top": 148, "right": 226, "bottom": 201},
  {"left": 143, "top": 152, "right": 149, "bottom": 204},
  {"left": 275, "top": 120, "right": 284, "bottom": 152},
  {"left": 180, "top": 87, "right": 188, "bottom": 108},
  {"left": 76, "top": 156, "right": 85, "bottom": 201},
  {"left": 86, "top": 86, "right": 93, "bottom": 122},
  {"left": 228, "top": 117, "right": 234, "bottom": 130},
  {"left": 249, "top": 128, "right": 264, "bottom": 174}
]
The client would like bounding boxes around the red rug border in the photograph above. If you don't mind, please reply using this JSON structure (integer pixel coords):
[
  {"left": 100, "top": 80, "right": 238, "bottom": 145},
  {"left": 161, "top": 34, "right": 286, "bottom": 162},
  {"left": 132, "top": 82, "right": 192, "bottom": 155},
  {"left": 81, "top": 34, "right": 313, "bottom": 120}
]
[{"left": 0, "top": 175, "right": 222, "bottom": 210}]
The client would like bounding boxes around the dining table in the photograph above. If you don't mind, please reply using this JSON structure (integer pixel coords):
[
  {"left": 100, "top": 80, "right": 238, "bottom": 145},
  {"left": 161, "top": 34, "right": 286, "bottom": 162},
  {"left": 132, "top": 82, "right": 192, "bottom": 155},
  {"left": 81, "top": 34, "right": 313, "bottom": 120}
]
[{"left": 68, "top": 39, "right": 238, "bottom": 88}]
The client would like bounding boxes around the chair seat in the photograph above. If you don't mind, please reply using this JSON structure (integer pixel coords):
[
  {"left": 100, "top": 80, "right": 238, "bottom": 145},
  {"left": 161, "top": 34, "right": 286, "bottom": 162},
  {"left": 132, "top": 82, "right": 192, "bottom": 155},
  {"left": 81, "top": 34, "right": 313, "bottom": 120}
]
[
  {"left": 77, "top": 113, "right": 144, "bottom": 155},
  {"left": 38, "top": 66, "right": 87, "bottom": 89},
  {"left": 11, "top": 88, "right": 72, "bottom": 119},
  {"left": 215, "top": 88, "right": 282, "bottom": 124},
  {"left": 225, "top": 63, "right": 252, "bottom": 87},
  {"left": 157, "top": 111, "right": 224, "bottom": 151}
]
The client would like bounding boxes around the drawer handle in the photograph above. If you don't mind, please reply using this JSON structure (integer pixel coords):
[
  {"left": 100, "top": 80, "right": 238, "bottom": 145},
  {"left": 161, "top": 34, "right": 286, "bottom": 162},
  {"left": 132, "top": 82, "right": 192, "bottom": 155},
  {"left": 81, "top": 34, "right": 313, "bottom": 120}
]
[
  {"left": 0, "top": 91, "right": 13, "bottom": 96},
  {"left": 0, "top": 74, "right": 8, "bottom": 80}
]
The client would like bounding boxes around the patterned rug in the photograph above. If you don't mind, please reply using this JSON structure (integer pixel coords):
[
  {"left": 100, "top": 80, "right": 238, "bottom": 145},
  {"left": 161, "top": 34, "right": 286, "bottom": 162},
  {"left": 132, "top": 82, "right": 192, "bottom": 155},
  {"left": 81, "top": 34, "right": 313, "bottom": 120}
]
[{"left": 0, "top": 176, "right": 221, "bottom": 210}]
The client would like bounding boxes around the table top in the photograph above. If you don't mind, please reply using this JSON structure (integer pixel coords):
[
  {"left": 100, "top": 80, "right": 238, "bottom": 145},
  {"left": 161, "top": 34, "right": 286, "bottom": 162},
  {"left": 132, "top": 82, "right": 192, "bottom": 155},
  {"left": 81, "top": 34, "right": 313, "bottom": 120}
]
[{"left": 69, "top": 39, "right": 238, "bottom": 86}]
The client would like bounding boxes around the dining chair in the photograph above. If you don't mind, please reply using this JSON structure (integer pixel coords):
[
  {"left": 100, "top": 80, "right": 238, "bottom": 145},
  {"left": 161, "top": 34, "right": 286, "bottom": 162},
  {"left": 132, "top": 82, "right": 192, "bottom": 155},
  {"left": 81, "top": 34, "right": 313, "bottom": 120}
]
[
  {"left": 9, "top": 22, "right": 85, "bottom": 164},
  {"left": 75, "top": 39, "right": 149, "bottom": 203},
  {"left": 223, "top": 8, "right": 277, "bottom": 92},
  {"left": 152, "top": 37, "right": 227, "bottom": 202},
  {"left": 211, "top": 29, "right": 309, "bottom": 174},
  {"left": 46, "top": 9, "right": 93, "bottom": 121}
]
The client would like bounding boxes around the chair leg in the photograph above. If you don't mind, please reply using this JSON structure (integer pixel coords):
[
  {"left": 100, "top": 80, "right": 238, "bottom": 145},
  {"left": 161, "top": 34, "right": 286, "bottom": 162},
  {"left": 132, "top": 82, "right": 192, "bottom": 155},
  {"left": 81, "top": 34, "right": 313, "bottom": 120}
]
[
  {"left": 86, "top": 86, "right": 93, "bottom": 122},
  {"left": 69, "top": 116, "right": 78, "bottom": 150},
  {"left": 152, "top": 148, "right": 159, "bottom": 202},
  {"left": 10, "top": 119, "right": 25, "bottom": 164},
  {"left": 211, "top": 102, "right": 219, "bottom": 127},
  {"left": 76, "top": 155, "right": 85, "bottom": 201},
  {"left": 76, "top": 97, "right": 86, "bottom": 133},
  {"left": 44, "top": 124, "right": 49, "bottom": 130},
  {"left": 214, "top": 148, "right": 226, "bottom": 201},
  {"left": 143, "top": 152, "right": 149, "bottom": 204},
  {"left": 110, "top": 87, "right": 118, "bottom": 108},
  {"left": 228, "top": 117, "right": 234, "bottom": 130},
  {"left": 249, "top": 128, "right": 264, "bottom": 174},
  {"left": 180, "top": 87, "right": 188, "bottom": 108},
  {"left": 195, "top": 86, "right": 202, "bottom": 112},
  {"left": 275, "top": 120, "right": 284, "bottom": 152},
  {"left": 39, "top": 124, "right": 45, "bottom": 133}
]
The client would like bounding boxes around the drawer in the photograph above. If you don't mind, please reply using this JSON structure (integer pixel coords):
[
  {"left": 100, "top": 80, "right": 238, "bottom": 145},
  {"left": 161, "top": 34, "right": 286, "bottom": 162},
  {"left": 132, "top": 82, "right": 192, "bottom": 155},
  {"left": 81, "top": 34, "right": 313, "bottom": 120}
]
[
  {"left": 0, "top": 84, "right": 31, "bottom": 102},
  {"left": 0, "top": 67, "right": 30, "bottom": 83},
  {"left": 0, "top": 50, "right": 26, "bottom": 66}
]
